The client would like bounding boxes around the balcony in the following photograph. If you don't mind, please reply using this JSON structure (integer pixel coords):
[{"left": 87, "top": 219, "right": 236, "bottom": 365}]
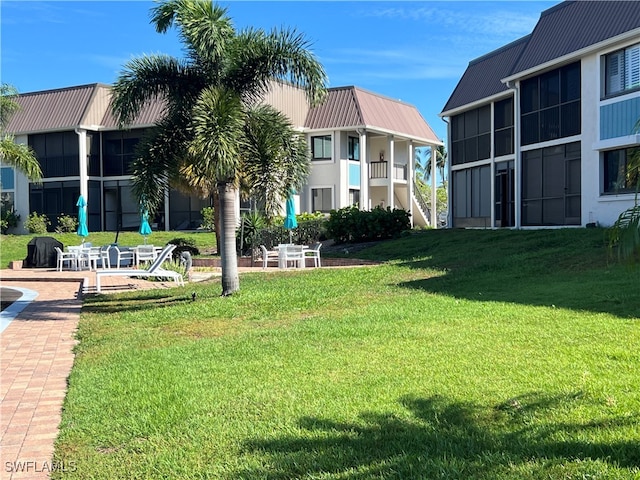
[{"left": 369, "top": 161, "right": 407, "bottom": 181}]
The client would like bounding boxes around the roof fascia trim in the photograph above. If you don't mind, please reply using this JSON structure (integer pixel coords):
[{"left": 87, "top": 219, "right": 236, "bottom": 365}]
[
  {"left": 502, "top": 27, "right": 640, "bottom": 83},
  {"left": 440, "top": 91, "right": 514, "bottom": 118}
]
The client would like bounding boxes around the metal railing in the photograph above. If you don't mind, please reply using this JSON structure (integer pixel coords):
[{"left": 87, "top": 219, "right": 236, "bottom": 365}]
[
  {"left": 370, "top": 161, "right": 407, "bottom": 181},
  {"left": 412, "top": 180, "right": 431, "bottom": 221}
]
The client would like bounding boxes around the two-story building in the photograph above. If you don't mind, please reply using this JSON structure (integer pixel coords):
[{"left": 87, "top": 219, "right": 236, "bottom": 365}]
[
  {"left": 2, "top": 82, "right": 441, "bottom": 233},
  {"left": 440, "top": 0, "right": 640, "bottom": 228}
]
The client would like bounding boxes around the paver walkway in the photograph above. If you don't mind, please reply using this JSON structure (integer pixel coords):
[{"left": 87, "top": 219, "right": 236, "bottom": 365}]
[{"left": 0, "top": 269, "right": 196, "bottom": 480}]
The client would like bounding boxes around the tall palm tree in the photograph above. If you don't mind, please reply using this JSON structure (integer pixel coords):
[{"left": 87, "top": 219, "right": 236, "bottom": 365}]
[
  {"left": 0, "top": 84, "right": 42, "bottom": 181},
  {"left": 111, "top": 0, "right": 327, "bottom": 295}
]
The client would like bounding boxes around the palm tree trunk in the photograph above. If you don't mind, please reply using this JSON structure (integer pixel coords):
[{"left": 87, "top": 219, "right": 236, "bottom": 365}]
[
  {"left": 212, "top": 190, "right": 221, "bottom": 255},
  {"left": 218, "top": 181, "right": 240, "bottom": 296}
]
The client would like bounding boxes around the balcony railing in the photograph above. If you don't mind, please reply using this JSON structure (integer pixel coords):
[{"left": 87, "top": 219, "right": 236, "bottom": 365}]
[{"left": 369, "top": 161, "right": 407, "bottom": 181}]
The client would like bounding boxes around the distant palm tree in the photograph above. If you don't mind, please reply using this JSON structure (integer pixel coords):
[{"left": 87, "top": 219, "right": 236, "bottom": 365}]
[
  {"left": 414, "top": 145, "right": 447, "bottom": 184},
  {"left": 0, "top": 84, "right": 42, "bottom": 181},
  {"left": 111, "top": 0, "right": 327, "bottom": 295}
]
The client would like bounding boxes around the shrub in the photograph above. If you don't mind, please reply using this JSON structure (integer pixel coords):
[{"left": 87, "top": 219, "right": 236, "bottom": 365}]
[
  {"left": 326, "top": 205, "right": 411, "bottom": 244},
  {"left": 55, "top": 214, "right": 78, "bottom": 233},
  {"left": 256, "top": 212, "right": 327, "bottom": 249},
  {"left": 200, "top": 206, "right": 215, "bottom": 231},
  {"left": 167, "top": 237, "right": 200, "bottom": 259},
  {"left": 24, "top": 212, "right": 51, "bottom": 234},
  {"left": 0, "top": 209, "right": 20, "bottom": 234}
]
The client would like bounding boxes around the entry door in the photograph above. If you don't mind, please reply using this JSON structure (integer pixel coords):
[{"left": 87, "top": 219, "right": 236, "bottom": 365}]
[{"left": 495, "top": 161, "right": 514, "bottom": 227}]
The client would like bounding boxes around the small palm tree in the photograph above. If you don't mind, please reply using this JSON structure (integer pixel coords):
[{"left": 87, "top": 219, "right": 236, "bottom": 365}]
[
  {"left": 111, "top": 0, "right": 327, "bottom": 295},
  {"left": 414, "top": 145, "right": 447, "bottom": 184},
  {"left": 0, "top": 84, "right": 42, "bottom": 181}
]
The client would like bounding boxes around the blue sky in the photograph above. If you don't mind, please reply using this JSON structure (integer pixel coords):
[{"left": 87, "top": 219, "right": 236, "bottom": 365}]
[{"left": 1, "top": 0, "right": 557, "bottom": 141}]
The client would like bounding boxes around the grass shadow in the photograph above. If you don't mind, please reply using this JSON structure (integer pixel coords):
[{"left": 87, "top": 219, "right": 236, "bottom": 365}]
[{"left": 236, "top": 393, "right": 639, "bottom": 479}]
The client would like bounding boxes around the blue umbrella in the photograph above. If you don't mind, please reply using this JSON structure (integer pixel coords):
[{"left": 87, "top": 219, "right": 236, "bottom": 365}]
[
  {"left": 139, "top": 204, "right": 152, "bottom": 244},
  {"left": 76, "top": 195, "right": 88, "bottom": 242},
  {"left": 283, "top": 190, "right": 297, "bottom": 244}
]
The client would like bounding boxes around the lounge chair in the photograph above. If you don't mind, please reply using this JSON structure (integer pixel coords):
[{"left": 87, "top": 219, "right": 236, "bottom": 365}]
[{"left": 95, "top": 244, "right": 184, "bottom": 292}]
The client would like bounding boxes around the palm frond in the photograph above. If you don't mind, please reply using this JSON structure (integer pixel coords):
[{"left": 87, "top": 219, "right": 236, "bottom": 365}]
[
  {"left": 0, "top": 136, "right": 42, "bottom": 181},
  {"left": 0, "top": 84, "right": 20, "bottom": 130}
]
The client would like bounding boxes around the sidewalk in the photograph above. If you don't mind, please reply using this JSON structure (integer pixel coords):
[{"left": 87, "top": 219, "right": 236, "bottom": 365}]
[{"left": 0, "top": 268, "right": 193, "bottom": 480}]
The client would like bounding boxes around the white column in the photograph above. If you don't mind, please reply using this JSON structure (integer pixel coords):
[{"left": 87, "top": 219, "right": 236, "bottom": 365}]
[
  {"left": 163, "top": 187, "right": 170, "bottom": 231},
  {"left": 407, "top": 141, "right": 414, "bottom": 226},
  {"left": 513, "top": 84, "right": 522, "bottom": 228},
  {"left": 359, "top": 130, "right": 368, "bottom": 210},
  {"left": 387, "top": 136, "right": 394, "bottom": 209},
  {"left": 75, "top": 128, "right": 88, "bottom": 200},
  {"left": 431, "top": 144, "right": 437, "bottom": 227}
]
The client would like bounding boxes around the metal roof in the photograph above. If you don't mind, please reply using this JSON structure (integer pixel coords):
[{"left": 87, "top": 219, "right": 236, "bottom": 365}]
[
  {"left": 512, "top": 0, "right": 640, "bottom": 75},
  {"left": 5, "top": 84, "right": 101, "bottom": 134},
  {"left": 441, "top": 36, "right": 529, "bottom": 114},
  {"left": 306, "top": 86, "right": 441, "bottom": 144},
  {"left": 100, "top": 96, "right": 167, "bottom": 129},
  {"left": 442, "top": 0, "right": 640, "bottom": 115}
]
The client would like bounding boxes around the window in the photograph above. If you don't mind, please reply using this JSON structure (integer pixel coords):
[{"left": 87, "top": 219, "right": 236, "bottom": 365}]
[
  {"left": 452, "top": 165, "right": 491, "bottom": 227},
  {"left": 520, "top": 62, "right": 581, "bottom": 145},
  {"left": 605, "top": 43, "right": 640, "bottom": 96},
  {"left": 29, "top": 180, "right": 81, "bottom": 230},
  {"left": 494, "top": 98, "right": 514, "bottom": 157},
  {"left": 451, "top": 105, "right": 491, "bottom": 165},
  {"left": 102, "top": 130, "right": 142, "bottom": 176},
  {"left": 349, "top": 189, "right": 360, "bottom": 207},
  {"left": 312, "top": 135, "right": 331, "bottom": 160},
  {"left": 0, "top": 167, "right": 16, "bottom": 220},
  {"left": 522, "top": 142, "right": 581, "bottom": 226},
  {"left": 28, "top": 132, "right": 79, "bottom": 177},
  {"left": 312, "top": 188, "right": 332, "bottom": 212},
  {"left": 603, "top": 147, "right": 640, "bottom": 194},
  {"left": 348, "top": 136, "right": 360, "bottom": 161}
]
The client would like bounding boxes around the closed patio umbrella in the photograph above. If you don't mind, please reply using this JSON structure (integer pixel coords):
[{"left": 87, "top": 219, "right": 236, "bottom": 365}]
[
  {"left": 283, "top": 191, "right": 297, "bottom": 244},
  {"left": 139, "top": 204, "right": 152, "bottom": 244},
  {"left": 76, "top": 195, "right": 88, "bottom": 243}
]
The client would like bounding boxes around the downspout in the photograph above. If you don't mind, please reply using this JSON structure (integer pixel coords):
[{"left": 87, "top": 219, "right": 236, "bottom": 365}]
[
  {"left": 430, "top": 143, "right": 437, "bottom": 228},
  {"left": 505, "top": 79, "right": 521, "bottom": 229}
]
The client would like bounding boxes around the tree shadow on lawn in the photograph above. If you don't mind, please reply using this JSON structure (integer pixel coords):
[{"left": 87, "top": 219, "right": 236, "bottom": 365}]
[
  {"left": 236, "top": 393, "right": 639, "bottom": 479},
  {"left": 82, "top": 291, "right": 196, "bottom": 314},
  {"left": 397, "top": 262, "right": 640, "bottom": 319}
]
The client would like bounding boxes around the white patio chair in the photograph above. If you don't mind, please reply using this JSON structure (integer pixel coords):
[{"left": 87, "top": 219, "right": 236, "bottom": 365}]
[
  {"left": 304, "top": 242, "right": 322, "bottom": 267},
  {"left": 282, "top": 245, "right": 305, "bottom": 269},
  {"left": 99, "top": 245, "right": 111, "bottom": 269},
  {"left": 95, "top": 244, "right": 184, "bottom": 293},
  {"left": 259, "top": 245, "right": 279, "bottom": 269},
  {"left": 112, "top": 245, "right": 136, "bottom": 268},
  {"left": 86, "top": 246, "right": 102, "bottom": 270},
  {"left": 135, "top": 245, "right": 157, "bottom": 267},
  {"left": 54, "top": 246, "right": 77, "bottom": 271}
]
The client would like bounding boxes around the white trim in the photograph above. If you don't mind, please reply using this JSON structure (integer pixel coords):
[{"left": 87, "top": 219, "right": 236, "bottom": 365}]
[{"left": 592, "top": 134, "right": 640, "bottom": 151}]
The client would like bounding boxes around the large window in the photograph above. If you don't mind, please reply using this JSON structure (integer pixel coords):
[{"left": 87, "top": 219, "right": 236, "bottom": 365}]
[
  {"left": 521, "top": 62, "right": 581, "bottom": 145},
  {"left": 494, "top": 98, "right": 514, "bottom": 157},
  {"left": 451, "top": 105, "right": 491, "bottom": 165},
  {"left": 605, "top": 43, "right": 640, "bottom": 97},
  {"left": 349, "top": 188, "right": 360, "bottom": 207},
  {"left": 452, "top": 165, "right": 491, "bottom": 227},
  {"left": 102, "top": 130, "right": 142, "bottom": 176},
  {"left": 312, "top": 135, "right": 332, "bottom": 160},
  {"left": 29, "top": 180, "right": 81, "bottom": 231},
  {"left": 312, "top": 187, "right": 332, "bottom": 212},
  {"left": 603, "top": 147, "right": 640, "bottom": 194},
  {"left": 29, "top": 132, "right": 79, "bottom": 177},
  {"left": 522, "top": 142, "right": 581, "bottom": 226},
  {"left": 348, "top": 136, "right": 360, "bottom": 161}
]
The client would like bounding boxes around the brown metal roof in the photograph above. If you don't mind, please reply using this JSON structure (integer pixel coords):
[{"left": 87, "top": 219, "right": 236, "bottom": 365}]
[
  {"left": 305, "top": 86, "right": 441, "bottom": 144},
  {"left": 5, "top": 84, "right": 102, "bottom": 134},
  {"left": 512, "top": 1, "right": 640, "bottom": 75},
  {"left": 441, "top": 36, "right": 529, "bottom": 114},
  {"left": 100, "top": 93, "right": 167, "bottom": 129}
]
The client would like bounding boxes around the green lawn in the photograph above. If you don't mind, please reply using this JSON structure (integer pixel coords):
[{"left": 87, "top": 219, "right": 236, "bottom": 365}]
[
  {"left": 52, "top": 228, "right": 639, "bottom": 479},
  {"left": 0, "top": 231, "right": 216, "bottom": 268}
]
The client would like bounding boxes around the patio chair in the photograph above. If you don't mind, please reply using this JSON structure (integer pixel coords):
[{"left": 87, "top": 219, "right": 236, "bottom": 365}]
[
  {"left": 282, "top": 245, "right": 305, "bottom": 269},
  {"left": 135, "top": 244, "right": 157, "bottom": 267},
  {"left": 304, "top": 242, "right": 322, "bottom": 267},
  {"left": 95, "top": 244, "right": 184, "bottom": 293},
  {"left": 112, "top": 245, "right": 136, "bottom": 268},
  {"left": 99, "top": 245, "right": 111, "bottom": 269},
  {"left": 259, "top": 245, "right": 279, "bottom": 269},
  {"left": 54, "top": 246, "right": 77, "bottom": 271}
]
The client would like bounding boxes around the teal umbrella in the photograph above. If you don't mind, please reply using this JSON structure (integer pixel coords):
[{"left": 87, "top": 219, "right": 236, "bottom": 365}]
[
  {"left": 283, "top": 191, "right": 297, "bottom": 244},
  {"left": 76, "top": 195, "right": 88, "bottom": 242},
  {"left": 139, "top": 204, "right": 152, "bottom": 244}
]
